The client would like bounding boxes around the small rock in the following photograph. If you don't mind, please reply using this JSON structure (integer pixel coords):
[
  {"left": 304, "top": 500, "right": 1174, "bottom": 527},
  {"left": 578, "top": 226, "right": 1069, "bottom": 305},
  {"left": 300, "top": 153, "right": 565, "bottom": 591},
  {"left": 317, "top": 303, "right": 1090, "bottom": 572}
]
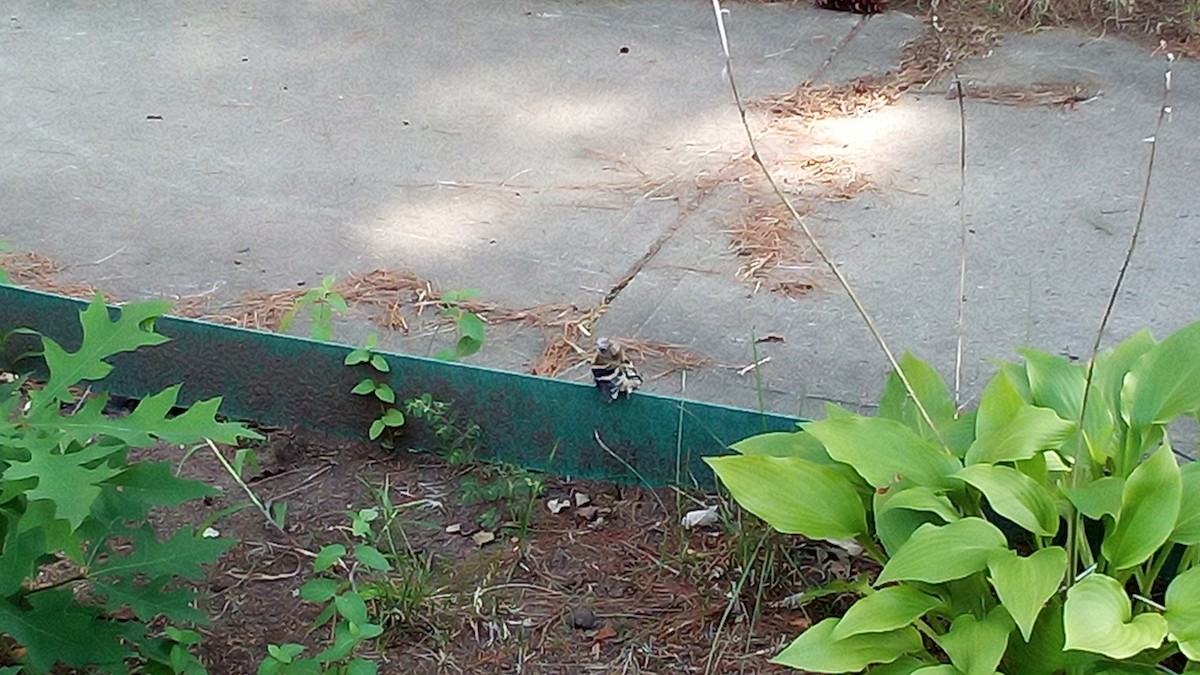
[
  {"left": 569, "top": 605, "right": 596, "bottom": 630},
  {"left": 593, "top": 624, "right": 618, "bottom": 642},
  {"left": 681, "top": 505, "right": 720, "bottom": 530},
  {"left": 445, "top": 523, "right": 462, "bottom": 534},
  {"left": 575, "top": 505, "right": 600, "bottom": 521},
  {"left": 471, "top": 530, "right": 496, "bottom": 547},
  {"left": 574, "top": 491, "right": 591, "bottom": 507},
  {"left": 546, "top": 498, "right": 571, "bottom": 514}
]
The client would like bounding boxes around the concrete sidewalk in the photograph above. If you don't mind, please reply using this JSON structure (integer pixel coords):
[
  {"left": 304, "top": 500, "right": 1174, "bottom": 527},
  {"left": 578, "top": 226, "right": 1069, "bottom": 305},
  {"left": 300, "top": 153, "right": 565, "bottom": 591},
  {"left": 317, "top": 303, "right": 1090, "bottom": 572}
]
[{"left": 3, "top": 0, "right": 1197, "bottom": 418}]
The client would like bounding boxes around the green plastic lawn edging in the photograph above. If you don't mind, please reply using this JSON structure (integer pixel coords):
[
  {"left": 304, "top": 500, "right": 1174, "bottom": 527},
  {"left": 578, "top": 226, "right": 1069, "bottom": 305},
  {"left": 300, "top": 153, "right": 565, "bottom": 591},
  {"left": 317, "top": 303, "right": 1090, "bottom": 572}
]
[{"left": 0, "top": 285, "right": 801, "bottom": 486}]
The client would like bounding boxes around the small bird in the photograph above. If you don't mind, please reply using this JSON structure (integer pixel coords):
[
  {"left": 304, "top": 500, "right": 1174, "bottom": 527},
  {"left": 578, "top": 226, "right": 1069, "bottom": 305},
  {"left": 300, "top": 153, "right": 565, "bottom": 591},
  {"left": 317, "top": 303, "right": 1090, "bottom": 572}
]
[
  {"left": 814, "top": 0, "right": 887, "bottom": 14},
  {"left": 590, "top": 338, "right": 643, "bottom": 401}
]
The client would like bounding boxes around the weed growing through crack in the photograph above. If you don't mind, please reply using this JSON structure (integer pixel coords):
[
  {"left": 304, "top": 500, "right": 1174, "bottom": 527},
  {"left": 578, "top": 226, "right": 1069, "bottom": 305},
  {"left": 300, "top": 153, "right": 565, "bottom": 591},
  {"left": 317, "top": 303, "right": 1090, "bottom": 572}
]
[
  {"left": 433, "top": 289, "right": 486, "bottom": 362},
  {"left": 279, "top": 274, "right": 347, "bottom": 341}
]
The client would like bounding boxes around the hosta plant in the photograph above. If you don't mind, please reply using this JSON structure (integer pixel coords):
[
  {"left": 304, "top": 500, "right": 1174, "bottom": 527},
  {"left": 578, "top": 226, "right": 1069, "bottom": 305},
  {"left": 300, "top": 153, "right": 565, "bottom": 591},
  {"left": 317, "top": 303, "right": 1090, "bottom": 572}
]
[
  {"left": 0, "top": 295, "right": 259, "bottom": 673},
  {"left": 707, "top": 320, "right": 1200, "bottom": 674}
]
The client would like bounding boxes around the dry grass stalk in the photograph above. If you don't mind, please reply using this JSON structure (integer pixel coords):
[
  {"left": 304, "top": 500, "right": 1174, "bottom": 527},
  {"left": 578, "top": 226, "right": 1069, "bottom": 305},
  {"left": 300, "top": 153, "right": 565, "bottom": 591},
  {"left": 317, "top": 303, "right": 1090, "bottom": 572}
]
[{"left": 0, "top": 251, "right": 107, "bottom": 301}]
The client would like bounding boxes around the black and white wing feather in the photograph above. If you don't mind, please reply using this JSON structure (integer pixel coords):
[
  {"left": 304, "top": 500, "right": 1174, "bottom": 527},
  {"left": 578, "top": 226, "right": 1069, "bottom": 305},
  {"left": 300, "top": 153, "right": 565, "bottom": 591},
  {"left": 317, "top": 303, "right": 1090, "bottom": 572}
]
[{"left": 591, "top": 338, "right": 643, "bottom": 401}]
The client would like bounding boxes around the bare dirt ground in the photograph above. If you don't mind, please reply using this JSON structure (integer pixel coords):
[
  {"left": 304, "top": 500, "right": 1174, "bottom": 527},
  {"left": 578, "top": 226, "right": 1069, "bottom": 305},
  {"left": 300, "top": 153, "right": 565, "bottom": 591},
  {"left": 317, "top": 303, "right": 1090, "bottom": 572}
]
[{"left": 144, "top": 427, "right": 870, "bottom": 674}]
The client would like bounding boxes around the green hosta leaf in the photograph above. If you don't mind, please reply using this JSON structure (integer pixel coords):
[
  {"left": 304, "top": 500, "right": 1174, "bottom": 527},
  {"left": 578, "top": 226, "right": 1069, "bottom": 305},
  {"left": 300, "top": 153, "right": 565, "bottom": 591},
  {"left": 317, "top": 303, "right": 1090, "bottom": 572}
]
[
  {"left": 879, "top": 486, "right": 961, "bottom": 524},
  {"left": 1062, "top": 476, "right": 1124, "bottom": 521},
  {"left": 731, "top": 431, "right": 829, "bottom": 462},
  {"left": 706, "top": 455, "right": 867, "bottom": 540},
  {"left": 1092, "top": 330, "right": 1155, "bottom": 419},
  {"left": 824, "top": 402, "right": 855, "bottom": 419},
  {"left": 954, "top": 464, "right": 1058, "bottom": 536},
  {"left": 877, "top": 352, "right": 956, "bottom": 439},
  {"left": 910, "top": 667, "right": 960, "bottom": 675},
  {"left": 1102, "top": 444, "right": 1181, "bottom": 570},
  {"left": 93, "top": 524, "right": 235, "bottom": 580},
  {"left": 1085, "top": 663, "right": 1161, "bottom": 674},
  {"left": 369, "top": 354, "right": 389, "bottom": 372},
  {"left": 3, "top": 440, "right": 126, "bottom": 529},
  {"left": 1165, "top": 565, "right": 1200, "bottom": 659},
  {"left": 93, "top": 576, "right": 207, "bottom": 624},
  {"left": 964, "top": 405, "right": 1074, "bottom": 465},
  {"left": 1018, "top": 347, "right": 1110, "bottom": 465},
  {"left": 1063, "top": 574, "right": 1167, "bottom": 659},
  {"left": 867, "top": 658, "right": 927, "bottom": 675},
  {"left": 351, "top": 379, "right": 376, "bottom": 395},
  {"left": 831, "top": 586, "right": 941, "bottom": 640},
  {"left": 1021, "top": 349, "right": 1086, "bottom": 421},
  {"left": 803, "top": 417, "right": 960, "bottom": 489},
  {"left": 877, "top": 518, "right": 1007, "bottom": 585},
  {"left": 987, "top": 547, "right": 1067, "bottom": 641},
  {"left": 772, "top": 617, "right": 922, "bottom": 672},
  {"left": 976, "top": 369, "right": 1027, "bottom": 439},
  {"left": 942, "top": 411, "right": 978, "bottom": 457},
  {"left": 1171, "top": 461, "right": 1200, "bottom": 545},
  {"left": 874, "top": 486, "right": 960, "bottom": 556},
  {"left": 35, "top": 296, "right": 172, "bottom": 407},
  {"left": 0, "top": 589, "right": 129, "bottom": 672},
  {"left": 1004, "top": 601, "right": 1098, "bottom": 675},
  {"left": 935, "top": 606, "right": 1012, "bottom": 675},
  {"left": 1123, "top": 320, "right": 1200, "bottom": 427}
]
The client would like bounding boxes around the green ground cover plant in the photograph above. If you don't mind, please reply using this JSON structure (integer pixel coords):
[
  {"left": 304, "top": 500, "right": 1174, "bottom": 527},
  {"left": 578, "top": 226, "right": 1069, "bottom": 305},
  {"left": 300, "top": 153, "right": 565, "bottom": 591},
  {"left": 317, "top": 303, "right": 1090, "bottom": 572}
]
[
  {"left": 710, "top": 329, "right": 1200, "bottom": 672},
  {"left": 0, "top": 295, "right": 259, "bottom": 673}
]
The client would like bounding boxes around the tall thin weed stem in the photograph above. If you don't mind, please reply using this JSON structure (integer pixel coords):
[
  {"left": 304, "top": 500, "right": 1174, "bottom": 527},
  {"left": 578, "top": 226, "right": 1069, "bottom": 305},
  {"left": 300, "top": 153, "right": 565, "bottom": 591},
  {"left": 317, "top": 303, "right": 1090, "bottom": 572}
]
[
  {"left": 1068, "top": 51, "right": 1174, "bottom": 574},
  {"left": 952, "top": 78, "right": 970, "bottom": 412},
  {"left": 708, "top": 1, "right": 943, "bottom": 441}
]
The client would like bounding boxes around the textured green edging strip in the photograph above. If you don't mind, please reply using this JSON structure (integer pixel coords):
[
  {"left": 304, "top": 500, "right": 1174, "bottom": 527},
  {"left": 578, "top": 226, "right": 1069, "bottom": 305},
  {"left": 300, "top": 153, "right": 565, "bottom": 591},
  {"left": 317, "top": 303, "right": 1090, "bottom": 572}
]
[{"left": 0, "top": 285, "right": 800, "bottom": 486}]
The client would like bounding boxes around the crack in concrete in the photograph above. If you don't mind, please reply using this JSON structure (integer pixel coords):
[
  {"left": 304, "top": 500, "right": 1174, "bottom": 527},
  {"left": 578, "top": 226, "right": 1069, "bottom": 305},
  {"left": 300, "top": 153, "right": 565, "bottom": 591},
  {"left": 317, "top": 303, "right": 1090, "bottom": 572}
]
[{"left": 811, "top": 14, "right": 873, "bottom": 84}]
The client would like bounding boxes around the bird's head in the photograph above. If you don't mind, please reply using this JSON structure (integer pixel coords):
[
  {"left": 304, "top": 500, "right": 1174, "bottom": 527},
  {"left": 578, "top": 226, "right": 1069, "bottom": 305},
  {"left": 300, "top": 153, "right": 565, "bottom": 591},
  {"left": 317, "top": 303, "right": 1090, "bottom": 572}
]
[{"left": 595, "top": 337, "right": 618, "bottom": 356}]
